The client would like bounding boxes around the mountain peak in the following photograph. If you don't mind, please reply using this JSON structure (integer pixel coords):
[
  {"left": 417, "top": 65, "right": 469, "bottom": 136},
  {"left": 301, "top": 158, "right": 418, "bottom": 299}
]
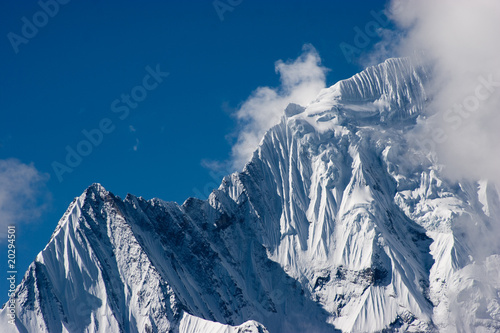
[
  {"left": 291, "top": 57, "right": 429, "bottom": 130},
  {"left": 83, "top": 182, "right": 109, "bottom": 200},
  {"left": 2, "top": 58, "right": 499, "bottom": 333}
]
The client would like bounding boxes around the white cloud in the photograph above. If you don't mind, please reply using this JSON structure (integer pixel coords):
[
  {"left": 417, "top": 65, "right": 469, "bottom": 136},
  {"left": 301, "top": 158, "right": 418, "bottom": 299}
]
[
  {"left": 371, "top": 4, "right": 500, "bottom": 327},
  {"left": 230, "top": 44, "right": 328, "bottom": 169},
  {"left": 0, "top": 159, "right": 50, "bottom": 241},
  {"left": 385, "top": 0, "right": 500, "bottom": 185}
]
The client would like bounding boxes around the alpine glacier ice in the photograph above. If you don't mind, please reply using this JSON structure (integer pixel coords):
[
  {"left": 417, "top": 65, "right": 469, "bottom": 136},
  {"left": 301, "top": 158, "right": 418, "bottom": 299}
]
[{"left": 1, "top": 57, "right": 499, "bottom": 332}]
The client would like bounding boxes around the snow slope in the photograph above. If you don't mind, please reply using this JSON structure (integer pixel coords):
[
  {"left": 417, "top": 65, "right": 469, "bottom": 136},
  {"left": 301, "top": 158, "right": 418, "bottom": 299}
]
[{"left": 2, "top": 58, "right": 499, "bottom": 332}]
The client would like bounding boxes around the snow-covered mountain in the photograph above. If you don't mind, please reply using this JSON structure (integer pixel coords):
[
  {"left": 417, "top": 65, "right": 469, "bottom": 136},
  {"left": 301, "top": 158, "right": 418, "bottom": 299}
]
[{"left": 2, "top": 58, "right": 500, "bottom": 333}]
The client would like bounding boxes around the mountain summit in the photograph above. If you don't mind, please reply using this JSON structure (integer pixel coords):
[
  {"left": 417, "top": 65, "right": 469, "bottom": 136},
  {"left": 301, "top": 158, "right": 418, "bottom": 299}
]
[{"left": 2, "top": 58, "right": 500, "bottom": 333}]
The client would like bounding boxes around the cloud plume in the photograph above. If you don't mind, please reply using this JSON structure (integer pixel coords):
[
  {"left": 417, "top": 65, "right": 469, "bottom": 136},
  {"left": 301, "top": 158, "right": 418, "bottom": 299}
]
[
  {"left": 385, "top": 0, "right": 500, "bottom": 185},
  {"left": 230, "top": 44, "right": 328, "bottom": 169},
  {"left": 380, "top": 2, "right": 500, "bottom": 329}
]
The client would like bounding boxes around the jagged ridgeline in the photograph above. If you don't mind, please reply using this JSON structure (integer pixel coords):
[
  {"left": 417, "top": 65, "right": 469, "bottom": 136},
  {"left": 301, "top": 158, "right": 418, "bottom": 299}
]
[{"left": 2, "top": 58, "right": 500, "bottom": 333}]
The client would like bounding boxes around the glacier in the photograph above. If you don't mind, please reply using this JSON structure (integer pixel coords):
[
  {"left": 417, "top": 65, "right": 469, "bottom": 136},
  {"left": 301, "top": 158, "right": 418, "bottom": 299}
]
[{"left": 1, "top": 57, "right": 500, "bottom": 332}]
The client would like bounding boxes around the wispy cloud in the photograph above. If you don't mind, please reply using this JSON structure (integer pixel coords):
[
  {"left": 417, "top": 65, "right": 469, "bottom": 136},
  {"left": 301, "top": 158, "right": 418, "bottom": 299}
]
[
  {"left": 382, "top": 0, "right": 500, "bottom": 185},
  {"left": 230, "top": 44, "right": 328, "bottom": 169},
  {"left": 0, "top": 159, "right": 50, "bottom": 241}
]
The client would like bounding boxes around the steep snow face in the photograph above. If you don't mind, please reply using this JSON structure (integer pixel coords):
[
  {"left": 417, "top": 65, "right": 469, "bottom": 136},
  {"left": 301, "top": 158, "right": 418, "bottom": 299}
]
[
  {"left": 0, "top": 183, "right": 333, "bottom": 333},
  {"left": 216, "top": 58, "right": 499, "bottom": 332},
  {"left": 1, "top": 58, "right": 500, "bottom": 333},
  {"left": 301, "top": 57, "right": 428, "bottom": 129},
  {"left": 1, "top": 185, "right": 183, "bottom": 333},
  {"left": 218, "top": 58, "right": 435, "bottom": 332},
  {"left": 335, "top": 57, "right": 428, "bottom": 121}
]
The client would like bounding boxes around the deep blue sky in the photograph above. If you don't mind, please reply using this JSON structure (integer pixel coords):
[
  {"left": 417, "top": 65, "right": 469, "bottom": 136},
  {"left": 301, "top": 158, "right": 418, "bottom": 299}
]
[{"left": 0, "top": 0, "right": 388, "bottom": 304}]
